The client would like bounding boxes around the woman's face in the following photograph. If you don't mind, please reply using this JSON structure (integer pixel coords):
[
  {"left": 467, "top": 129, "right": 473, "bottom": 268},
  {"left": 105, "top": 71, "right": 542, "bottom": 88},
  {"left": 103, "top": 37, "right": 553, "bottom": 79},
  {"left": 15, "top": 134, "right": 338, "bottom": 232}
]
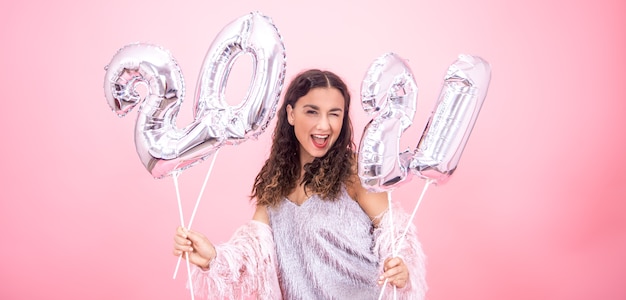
[{"left": 287, "top": 87, "right": 345, "bottom": 166}]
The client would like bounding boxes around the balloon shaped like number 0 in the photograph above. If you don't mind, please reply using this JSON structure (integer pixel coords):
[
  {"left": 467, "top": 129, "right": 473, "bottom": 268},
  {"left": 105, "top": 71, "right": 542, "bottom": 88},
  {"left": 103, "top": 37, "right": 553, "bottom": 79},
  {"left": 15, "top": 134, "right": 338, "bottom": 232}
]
[
  {"left": 103, "top": 12, "right": 286, "bottom": 178},
  {"left": 358, "top": 53, "right": 491, "bottom": 191}
]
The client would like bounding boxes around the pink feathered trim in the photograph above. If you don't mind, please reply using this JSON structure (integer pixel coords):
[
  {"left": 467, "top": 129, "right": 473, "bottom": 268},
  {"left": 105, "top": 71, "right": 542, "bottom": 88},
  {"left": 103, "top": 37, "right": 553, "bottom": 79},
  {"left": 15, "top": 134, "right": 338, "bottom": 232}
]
[
  {"left": 190, "top": 220, "right": 282, "bottom": 300},
  {"left": 373, "top": 204, "right": 428, "bottom": 300}
]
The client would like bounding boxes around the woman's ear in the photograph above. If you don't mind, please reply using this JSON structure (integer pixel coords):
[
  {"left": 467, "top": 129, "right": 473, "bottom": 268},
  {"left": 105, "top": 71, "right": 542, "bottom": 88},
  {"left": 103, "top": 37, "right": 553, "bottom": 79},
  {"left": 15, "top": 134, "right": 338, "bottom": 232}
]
[{"left": 286, "top": 104, "right": 294, "bottom": 125}]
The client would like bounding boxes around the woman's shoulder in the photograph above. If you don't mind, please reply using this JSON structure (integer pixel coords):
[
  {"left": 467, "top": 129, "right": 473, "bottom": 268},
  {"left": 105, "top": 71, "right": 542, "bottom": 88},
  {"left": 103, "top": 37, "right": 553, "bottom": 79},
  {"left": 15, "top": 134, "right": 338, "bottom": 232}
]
[
  {"left": 252, "top": 204, "right": 271, "bottom": 225},
  {"left": 345, "top": 173, "right": 389, "bottom": 224},
  {"left": 344, "top": 172, "right": 362, "bottom": 200}
]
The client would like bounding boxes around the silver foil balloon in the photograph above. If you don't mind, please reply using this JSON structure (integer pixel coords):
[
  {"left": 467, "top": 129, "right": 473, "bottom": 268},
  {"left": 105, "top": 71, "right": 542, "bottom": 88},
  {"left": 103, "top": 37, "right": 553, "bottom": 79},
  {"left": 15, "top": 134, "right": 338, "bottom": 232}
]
[
  {"left": 358, "top": 53, "right": 418, "bottom": 192},
  {"left": 103, "top": 12, "right": 287, "bottom": 178},
  {"left": 411, "top": 54, "right": 491, "bottom": 184}
]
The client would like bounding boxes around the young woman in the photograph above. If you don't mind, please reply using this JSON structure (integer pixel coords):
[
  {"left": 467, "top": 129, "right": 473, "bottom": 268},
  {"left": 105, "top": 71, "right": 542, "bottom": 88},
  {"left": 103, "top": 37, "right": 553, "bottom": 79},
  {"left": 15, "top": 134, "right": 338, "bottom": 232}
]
[{"left": 173, "top": 69, "right": 427, "bottom": 299}]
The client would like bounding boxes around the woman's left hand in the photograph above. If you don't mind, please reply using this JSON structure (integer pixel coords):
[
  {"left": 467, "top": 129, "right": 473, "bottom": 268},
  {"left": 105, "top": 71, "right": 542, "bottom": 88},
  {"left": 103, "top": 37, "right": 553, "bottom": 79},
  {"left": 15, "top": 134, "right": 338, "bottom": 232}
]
[{"left": 378, "top": 256, "right": 410, "bottom": 288}]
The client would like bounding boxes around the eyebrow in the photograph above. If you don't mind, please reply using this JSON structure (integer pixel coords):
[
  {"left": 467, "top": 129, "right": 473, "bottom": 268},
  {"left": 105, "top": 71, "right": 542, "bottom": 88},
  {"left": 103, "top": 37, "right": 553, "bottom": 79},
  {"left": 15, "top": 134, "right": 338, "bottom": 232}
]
[{"left": 302, "top": 104, "right": 343, "bottom": 113}]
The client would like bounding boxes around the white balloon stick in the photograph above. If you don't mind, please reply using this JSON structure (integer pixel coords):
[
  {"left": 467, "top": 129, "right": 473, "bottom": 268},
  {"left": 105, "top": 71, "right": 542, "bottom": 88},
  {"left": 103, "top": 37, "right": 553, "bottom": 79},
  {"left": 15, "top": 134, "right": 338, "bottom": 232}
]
[
  {"left": 171, "top": 172, "right": 195, "bottom": 300},
  {"left": 397, "top": 179, "right": 432, "bottom": 250},
  {"left": 173, "top": 150, "right": 220, "bottom": 280},
  {"left": 378, "top": 192, "right": 398, "bottom": 300}
]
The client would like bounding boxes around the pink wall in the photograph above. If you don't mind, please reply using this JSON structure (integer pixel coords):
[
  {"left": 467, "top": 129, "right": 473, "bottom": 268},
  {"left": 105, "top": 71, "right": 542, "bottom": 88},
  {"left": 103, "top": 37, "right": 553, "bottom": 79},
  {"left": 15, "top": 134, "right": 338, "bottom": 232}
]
[{"left": 1, "top": 0, "right": 625, "bottom": 299}]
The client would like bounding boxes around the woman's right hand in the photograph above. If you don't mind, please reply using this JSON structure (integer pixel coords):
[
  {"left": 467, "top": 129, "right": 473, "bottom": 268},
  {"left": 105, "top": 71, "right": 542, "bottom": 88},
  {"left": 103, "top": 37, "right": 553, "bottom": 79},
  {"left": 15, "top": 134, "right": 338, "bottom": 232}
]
[{"left": 173, "top": 226, "right": 216, "bottom": 270}]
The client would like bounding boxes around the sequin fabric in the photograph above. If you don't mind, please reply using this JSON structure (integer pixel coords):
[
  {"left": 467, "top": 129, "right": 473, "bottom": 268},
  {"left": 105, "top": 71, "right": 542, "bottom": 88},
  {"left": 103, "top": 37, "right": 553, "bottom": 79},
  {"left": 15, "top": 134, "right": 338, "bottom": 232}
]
[{"left": 267, "top": 188, "right": 380, "bottom": 299}]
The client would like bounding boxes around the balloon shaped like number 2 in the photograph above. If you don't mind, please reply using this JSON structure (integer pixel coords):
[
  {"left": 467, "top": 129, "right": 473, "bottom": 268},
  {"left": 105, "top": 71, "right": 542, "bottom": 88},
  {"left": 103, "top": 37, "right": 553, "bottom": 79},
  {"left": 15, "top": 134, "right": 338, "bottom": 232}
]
[
  {"left": 103, "top": 12, "right": 286, "bottom": 179},
  {"left": 103, "top": 12, "right": 285, "bottom": 300},
  {"left": 359, "top": 53, "right": 491, "bottom": 191},
  {"left": 359, "top": 53, "right": 419, "bottom": 191}
]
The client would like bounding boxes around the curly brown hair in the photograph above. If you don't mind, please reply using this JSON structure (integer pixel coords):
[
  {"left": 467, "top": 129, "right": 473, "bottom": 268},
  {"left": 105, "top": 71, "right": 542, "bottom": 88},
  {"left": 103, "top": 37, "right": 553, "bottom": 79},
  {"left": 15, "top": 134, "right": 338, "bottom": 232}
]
[{"left": 251, "top": 69, "right": 356, "bottom": 207}]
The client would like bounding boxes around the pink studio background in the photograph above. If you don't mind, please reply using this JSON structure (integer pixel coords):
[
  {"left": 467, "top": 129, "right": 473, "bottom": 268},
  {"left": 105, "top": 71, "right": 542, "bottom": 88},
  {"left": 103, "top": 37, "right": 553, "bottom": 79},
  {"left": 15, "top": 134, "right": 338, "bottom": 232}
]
[{"left": 1, "top": 0, "right": 625, "bottom": 299}]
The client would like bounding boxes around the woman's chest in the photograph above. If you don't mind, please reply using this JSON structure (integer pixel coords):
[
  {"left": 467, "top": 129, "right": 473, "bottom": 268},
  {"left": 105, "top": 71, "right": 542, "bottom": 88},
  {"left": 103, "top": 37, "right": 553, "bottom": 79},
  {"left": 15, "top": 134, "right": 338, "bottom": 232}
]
[{"left": 270, "top": 196, "right": 374, "bottom": 244}]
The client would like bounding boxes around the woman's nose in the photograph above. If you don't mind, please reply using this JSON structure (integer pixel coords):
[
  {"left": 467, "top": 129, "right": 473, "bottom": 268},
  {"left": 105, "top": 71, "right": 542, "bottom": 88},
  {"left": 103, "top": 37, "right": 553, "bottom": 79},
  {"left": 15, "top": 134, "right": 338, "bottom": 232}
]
[{"left": 316, "top": 115, "right": 331, "bottom": 130}]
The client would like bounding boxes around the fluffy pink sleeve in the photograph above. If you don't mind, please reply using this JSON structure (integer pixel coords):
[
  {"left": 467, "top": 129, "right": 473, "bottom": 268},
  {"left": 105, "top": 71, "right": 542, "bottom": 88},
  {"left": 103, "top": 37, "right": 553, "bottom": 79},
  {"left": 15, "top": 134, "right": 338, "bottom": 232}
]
[
  {"left": 373, "top": 204, "right": 428, "bottom": 300},
  {"left": 190, "top": 220, "right": 282, "bottom": 300}
]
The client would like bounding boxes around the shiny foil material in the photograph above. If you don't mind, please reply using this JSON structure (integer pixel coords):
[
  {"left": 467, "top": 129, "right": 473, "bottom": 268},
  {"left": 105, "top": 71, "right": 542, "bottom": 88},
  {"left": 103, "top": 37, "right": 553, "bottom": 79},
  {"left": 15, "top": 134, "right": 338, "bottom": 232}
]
[
  {"left": 358, "top": 53, "right": 418, "bottom": 192},
  {"left": 358, "top": 53, "right": 491, "bottom": 189},
  {"left": 413, "top": 55, "right": 491, "bottom": 184},
  {"left": 103, "top": 12, "right": 286, "bottom": 178}
]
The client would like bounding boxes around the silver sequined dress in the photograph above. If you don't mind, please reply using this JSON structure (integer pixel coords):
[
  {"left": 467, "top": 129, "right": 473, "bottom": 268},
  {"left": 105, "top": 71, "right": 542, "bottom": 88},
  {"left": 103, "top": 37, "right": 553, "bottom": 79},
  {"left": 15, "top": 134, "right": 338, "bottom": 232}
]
[{"left": 267, "top": 188, "right": 380, "bottom": 299}]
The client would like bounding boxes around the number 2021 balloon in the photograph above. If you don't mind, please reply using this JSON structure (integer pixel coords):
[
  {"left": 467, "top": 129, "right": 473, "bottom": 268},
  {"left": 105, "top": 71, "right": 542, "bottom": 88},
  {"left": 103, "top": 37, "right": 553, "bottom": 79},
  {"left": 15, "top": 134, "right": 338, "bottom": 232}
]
[
  {"left": 358, "top": 53, "right": 491, "bottom": 192},
  {"left": 103, "top": 12, "right": 287, "bottom": 179}
]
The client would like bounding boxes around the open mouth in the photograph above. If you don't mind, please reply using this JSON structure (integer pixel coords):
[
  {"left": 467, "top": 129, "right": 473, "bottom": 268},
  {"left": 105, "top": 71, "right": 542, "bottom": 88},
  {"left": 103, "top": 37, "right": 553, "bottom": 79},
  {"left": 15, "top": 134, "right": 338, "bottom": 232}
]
[{"left": 312, "top": 134, "right": 329, "bottom": 148}]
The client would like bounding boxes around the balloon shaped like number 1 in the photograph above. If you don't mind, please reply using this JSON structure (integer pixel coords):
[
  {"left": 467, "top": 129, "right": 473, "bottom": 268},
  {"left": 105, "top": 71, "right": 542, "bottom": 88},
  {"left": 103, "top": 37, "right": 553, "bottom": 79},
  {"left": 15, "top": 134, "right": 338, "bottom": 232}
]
[
  {"left": 103, "top": 12, "right": 287, "bottom": 178},
  {"left": 412, "top": 54, "right": 491, "bottom": 184}
]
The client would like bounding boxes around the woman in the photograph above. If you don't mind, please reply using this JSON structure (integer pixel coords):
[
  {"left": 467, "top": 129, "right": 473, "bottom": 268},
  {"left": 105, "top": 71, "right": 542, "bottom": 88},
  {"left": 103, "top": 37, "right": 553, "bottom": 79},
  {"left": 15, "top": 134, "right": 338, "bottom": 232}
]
[{"left": 173, "top": 69, "right": 427, "bottom": 299}]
